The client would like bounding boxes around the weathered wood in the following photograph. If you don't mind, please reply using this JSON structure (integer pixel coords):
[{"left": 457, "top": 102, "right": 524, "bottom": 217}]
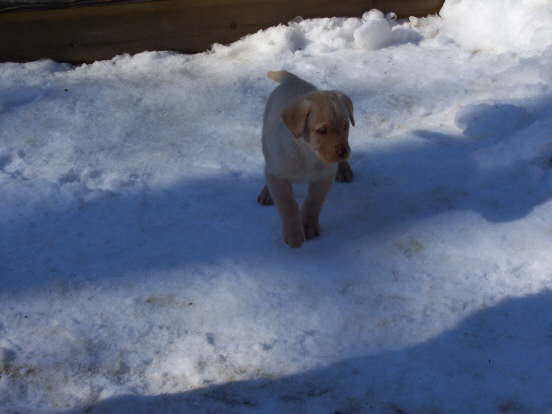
[
  {"left": 0, "top": 0, "right": 147, "bottom": 13},
  {"left": 0, "top": 0, "right": 444, "bottom": 64}
]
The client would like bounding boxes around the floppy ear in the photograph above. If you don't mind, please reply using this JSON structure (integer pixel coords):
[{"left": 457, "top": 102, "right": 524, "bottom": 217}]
[
  {"left": 336, "top": 92, "right": 355, "bottom": 126},
  {"left": 281, "top": 98, "right": 312, "bottom": 138}
]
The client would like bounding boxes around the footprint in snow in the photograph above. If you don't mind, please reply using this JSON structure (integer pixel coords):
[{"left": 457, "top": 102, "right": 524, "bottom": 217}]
[{"left": 455, "top": 103, "right": 534, "bottom": 139}]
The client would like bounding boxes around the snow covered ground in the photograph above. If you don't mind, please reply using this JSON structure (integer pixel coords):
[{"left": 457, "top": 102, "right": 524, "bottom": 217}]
[{"left": 1, "top": 0, "right": 552, "bottom": 413}]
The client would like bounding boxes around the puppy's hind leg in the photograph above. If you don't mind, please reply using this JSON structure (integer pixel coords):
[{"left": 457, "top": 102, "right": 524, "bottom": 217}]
[
  {"left": 335, "top": 160, "right": 354, "bottom": 183},
  {"left": 257, "top": 184, "right": 274, "bottom": 205}
]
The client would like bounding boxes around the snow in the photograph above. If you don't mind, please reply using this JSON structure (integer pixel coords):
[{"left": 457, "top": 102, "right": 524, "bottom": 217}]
[
  {"left": 1, "top": 1, "right": 552, "bottom": 413},
  {"left": 440, "top": 0, "right": 552, "bottom": 54}
]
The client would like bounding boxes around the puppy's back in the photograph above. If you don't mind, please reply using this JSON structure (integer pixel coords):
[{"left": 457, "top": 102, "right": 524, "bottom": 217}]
[
  {"left": 262, "top": 71, "right": 325, "bottom": 181},
  {"left": 263, "top": 71, "right": 316, "bottom": 134}
]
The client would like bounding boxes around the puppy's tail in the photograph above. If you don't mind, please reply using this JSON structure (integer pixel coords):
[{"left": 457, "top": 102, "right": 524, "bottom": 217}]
[{"left": 267, "top": 70, "right": 299, "bottom": 84}]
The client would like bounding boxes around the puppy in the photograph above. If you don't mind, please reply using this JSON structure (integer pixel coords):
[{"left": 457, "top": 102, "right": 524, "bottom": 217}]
[{"left": 257, "top": 70, "right": 355, "bottom": 248}]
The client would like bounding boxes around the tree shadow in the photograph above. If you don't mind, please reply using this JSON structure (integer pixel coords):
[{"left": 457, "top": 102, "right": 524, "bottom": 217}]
[
  {"left": 59, "top": 290, "right": 552, "bottom": 414},
  {"left": 0, "top": 173, "right": 277, "bottom": 295}
]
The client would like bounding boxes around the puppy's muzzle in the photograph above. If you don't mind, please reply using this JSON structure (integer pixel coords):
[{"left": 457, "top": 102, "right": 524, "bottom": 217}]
[{"left": 336, "top": 144, "right": 350, "bottom": 161}]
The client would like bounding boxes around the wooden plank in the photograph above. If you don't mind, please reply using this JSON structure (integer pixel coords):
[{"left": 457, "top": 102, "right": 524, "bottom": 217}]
[
  {"left": 0, "top": 0, "right": 151, "bottom": 13},
  {"left": 0, "top": 0, "right": 444, "bottom": 64}
]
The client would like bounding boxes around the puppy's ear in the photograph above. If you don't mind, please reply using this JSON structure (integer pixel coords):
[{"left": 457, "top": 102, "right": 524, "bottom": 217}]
[
  {"left": 281, "top": 98, "right": 312, "bottom": 138},
  {"left": 336, "top": 92, "right": 355, "bottom": 127}
]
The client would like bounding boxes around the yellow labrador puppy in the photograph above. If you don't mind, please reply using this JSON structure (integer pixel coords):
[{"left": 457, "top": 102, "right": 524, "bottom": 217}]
[{"left": 257, "top": 71, "right": 355, "bottom": 248}]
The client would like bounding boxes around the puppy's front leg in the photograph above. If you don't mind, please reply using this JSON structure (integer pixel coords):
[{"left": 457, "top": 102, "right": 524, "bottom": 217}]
[
  {"left": 256, "top": 184, "right": 273, "bottom": 205},
  {"left": 335, "top": 160, "right": 353, "bottom": 182},
  {"left": 266, "top": 175, "right": 305, "bottom": 248},
  {"left": 302, "top": 174, "right": 334, "bottom": 239}
]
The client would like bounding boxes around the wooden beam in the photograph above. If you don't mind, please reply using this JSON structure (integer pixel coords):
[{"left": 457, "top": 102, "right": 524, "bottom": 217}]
[{"left": 0, "top": 0, "right": 444, "bottom": 64}]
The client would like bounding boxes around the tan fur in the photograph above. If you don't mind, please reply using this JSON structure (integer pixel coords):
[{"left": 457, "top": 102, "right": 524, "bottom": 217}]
[
  {"left": 266, "top": 71, "right": 289, "bottom": 83},
  {"left": 257, "top": 70, "right": 355, "bottom": 248}
]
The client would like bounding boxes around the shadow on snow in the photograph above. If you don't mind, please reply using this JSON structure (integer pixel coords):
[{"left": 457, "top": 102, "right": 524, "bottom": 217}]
[
  {"left": 1, "top": 97, "right": 551, "bottom": 296},
  {"left": 61, "top": 290, "right": 552, "bottom": 414}
]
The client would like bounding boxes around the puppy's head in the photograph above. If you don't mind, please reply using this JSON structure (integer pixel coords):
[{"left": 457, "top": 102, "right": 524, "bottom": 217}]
[{"left": 281, "top": 90, "right": 355, "bottom": 163}]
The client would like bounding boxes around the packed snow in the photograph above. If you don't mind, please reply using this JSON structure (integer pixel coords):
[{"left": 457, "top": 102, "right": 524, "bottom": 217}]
[{"left": 1, "top": 0, "right": 552, "bottom": 413}]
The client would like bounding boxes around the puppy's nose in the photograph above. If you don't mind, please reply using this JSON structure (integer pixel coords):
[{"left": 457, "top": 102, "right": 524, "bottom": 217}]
[{"left": 336, "top": 145, "right": 350, "bottom": 160}]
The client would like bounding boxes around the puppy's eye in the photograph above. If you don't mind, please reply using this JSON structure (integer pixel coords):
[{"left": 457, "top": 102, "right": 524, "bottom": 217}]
[{"left": 316, "top": 126, "right": 327, "bottom": 135}]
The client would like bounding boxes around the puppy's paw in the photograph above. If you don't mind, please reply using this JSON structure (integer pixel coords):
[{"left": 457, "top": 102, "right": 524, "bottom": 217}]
[
  {"left": 303, "top": 218, "right": 321, "bottom": 240},
  {"left": 283, "top": 226, "right": 305, "bottom": 248},
  {"left": 257, "top": 185, "right": 274, "bottom": 205},
  {"left": 335, "top": 161, "right": 353, "bottom": 183}
]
